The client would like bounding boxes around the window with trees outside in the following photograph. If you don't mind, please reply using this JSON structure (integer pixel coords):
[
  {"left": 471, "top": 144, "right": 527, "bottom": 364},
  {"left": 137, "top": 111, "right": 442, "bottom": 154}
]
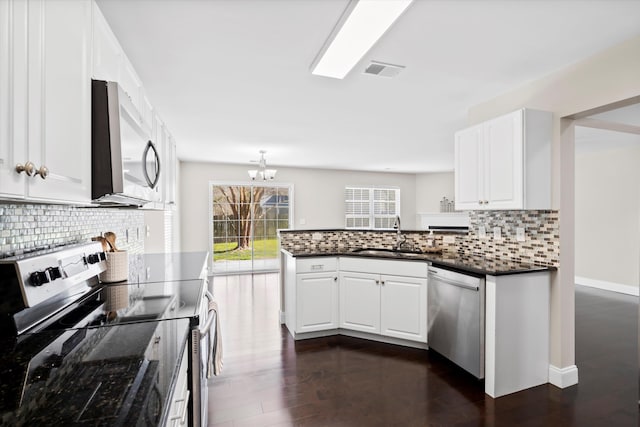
[
  {"left": 345, "top": 186, "right": 400, "bottom": 229},
  {"left": 210, "top": 182, "right": 292, "bottom": 274}
]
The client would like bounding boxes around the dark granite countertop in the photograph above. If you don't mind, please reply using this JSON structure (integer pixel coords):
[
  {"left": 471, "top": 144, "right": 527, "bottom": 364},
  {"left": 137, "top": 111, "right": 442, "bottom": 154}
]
[
  {"left": 0, "top": 318, "right": 190, "bottom": 426},
  {"left": 126, "top": 251, "right": 209, "bottom": 285},
  {"left": 281, "top": 248, "right": 555, "bottom": 276}
]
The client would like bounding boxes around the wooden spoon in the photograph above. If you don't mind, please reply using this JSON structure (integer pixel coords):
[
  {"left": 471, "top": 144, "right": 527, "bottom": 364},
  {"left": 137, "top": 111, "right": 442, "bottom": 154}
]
[
  {"left": 104, "top": 232, "right": 119, "bottom": 252},
  {"left": 92, "top": 236, "right": 109, "bottom": 252}
]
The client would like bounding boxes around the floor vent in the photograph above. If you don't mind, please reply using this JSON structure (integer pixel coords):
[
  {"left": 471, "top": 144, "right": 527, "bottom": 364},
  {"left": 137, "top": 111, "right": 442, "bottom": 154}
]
[{"left": 363, "top": 61, "right": 405, "bottom": 78}]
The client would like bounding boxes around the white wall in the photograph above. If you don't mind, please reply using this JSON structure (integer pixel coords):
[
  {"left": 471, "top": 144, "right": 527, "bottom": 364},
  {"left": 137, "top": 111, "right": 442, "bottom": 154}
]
[
  {"left": 179, "top": 161, "right": 417, "bottom": 253},
  {"left": 415, "top": 172, "right": 454, "bottom": 213},
  {"left": 467, "top": 34, "right": 640, "bottom": 373},
  {"left": 575, "top": 129, "right": 640, "bottom": 288}
]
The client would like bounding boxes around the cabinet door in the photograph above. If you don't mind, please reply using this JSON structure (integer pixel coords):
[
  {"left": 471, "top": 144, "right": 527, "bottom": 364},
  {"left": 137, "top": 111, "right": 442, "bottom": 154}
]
[
  {"left": 26, "top": 0, "right": 92, "bottom": 203},
  {"left": 92, "top": 3, "right": 122, "bottom": 81},
  {"left": 296, "top": 272, "right": 338, "bottom": 333},
  {"left": 339, "top": 271, "right": 380, "bottom": 334},
  {"left": 454, "top": 124, "right": 483, "bottom": 210},
  {"left": 164, "top": 133, "right": 177, "bottom": 205},
  {"left": 483, "top": 110, "right": 524, "bottom": 209},
  {"left": 380, "top": 275, "right": 427, "bottom": 342},
  {"left": 0, "top": 0, "right": 27, "bottom": 198}
]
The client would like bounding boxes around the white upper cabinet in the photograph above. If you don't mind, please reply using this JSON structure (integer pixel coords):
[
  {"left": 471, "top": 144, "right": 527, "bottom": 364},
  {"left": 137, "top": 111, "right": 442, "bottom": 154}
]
[
  {"left": 0, "top": 0, "right": 27, "bottom": 199},
  {"left": 92, "top": 3, "right": 121, "bottom": 82},
  {"left": 455, "top": 109, "right": 552, "bottom": 211},
  {"left": 1, "top": 0, "right": 92, "bottom": 203}
]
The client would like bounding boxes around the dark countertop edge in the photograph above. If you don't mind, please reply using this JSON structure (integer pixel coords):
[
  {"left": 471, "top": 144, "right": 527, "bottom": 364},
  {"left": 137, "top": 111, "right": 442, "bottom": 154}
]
[
  {"left": 277, "top": 228, "right": 466, "bottom": 235},
  {"left": 280, "top": 249, "right": 556, "bottom": 276}
]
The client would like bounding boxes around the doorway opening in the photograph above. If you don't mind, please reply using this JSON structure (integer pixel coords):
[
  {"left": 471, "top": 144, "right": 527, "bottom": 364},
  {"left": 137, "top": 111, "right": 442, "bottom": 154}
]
[{"left": 209, "top": 182, "right": 293, "bottom": 275}]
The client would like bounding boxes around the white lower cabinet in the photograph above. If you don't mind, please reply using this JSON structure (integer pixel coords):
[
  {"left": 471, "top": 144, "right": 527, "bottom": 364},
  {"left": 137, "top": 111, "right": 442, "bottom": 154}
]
[
  {"left": 338, "top": 257, "right": 428, "bottom": 343},
  {"left": 339, "top": 272, "right": 380, "bottom": 334},
  {"left": 284, "top": 256, "right": 339, "bottom": 335},
  {"left": 380, "top": 275, "right": 427, "bottom": 342},
  {"left": 296, "top": 272, "right": 339, "bottom": 332},
  {"left": 339, "top": 271, "right": 427, "bottom": 343},
  {"left": 283, "top": 254, "right": 428, "bottom": 344}
]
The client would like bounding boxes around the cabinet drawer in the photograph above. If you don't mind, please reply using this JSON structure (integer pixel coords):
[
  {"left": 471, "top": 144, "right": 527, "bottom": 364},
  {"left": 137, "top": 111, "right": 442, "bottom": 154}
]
[
  {"left": 340, "top": 257, "right": 428, "bottom": 277},
  {"left": 296, "top": 257, "right": 337, "bottom": 273}
]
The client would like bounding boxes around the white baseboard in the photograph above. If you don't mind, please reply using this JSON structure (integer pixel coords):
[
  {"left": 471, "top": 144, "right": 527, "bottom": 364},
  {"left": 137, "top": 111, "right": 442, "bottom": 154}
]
[
  {"left": 279, "top": 311, "right": 286, "bottom": 324},
  {"left": 548, "top": 364, "right": 579, "bottom": 388},
  {"left": 575, "top": 276, "right": 639, "bottom": 296}
]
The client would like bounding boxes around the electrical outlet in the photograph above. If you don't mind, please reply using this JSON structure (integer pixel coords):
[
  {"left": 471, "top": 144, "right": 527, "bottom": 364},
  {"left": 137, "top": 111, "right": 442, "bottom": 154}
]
[
  {"left": 146, "top": 225, "right": 151, "bottom": 237},
  {"left": 299, "top": 218, "right": 306, "bottom": 225},
  {"left": 443, "top": 235, "right": 455, "bottom": 244},
  {"left": 516, "top": 227, "right": 526, "bottom": 242},
  {"left": 493, "top": 226, "right": 502, "bottom": 240},
  {"left": 312, "top": 232, "right": 323, "bottom": 241},
  {"left": 478, "top": 226, "right": 487, "bottom": 239}
]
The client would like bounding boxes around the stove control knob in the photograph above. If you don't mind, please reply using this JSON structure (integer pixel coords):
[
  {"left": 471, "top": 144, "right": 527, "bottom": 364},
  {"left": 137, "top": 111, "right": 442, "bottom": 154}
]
[
  {"left": 98, "top": 252, "right": 106, "bottom": 261},
  {"left": 87, "top": 253, "right": 100, "bottom": 264},
  {"left": 29, "top": 271, "right": 49, "bottom": 287},
  {"left": 47, "top": 266, "right": 62, "bottom": 281}
]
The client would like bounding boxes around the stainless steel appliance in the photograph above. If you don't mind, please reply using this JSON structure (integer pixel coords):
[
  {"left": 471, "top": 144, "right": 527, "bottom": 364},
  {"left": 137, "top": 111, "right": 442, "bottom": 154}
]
[
  {"left": 92, "top": 79, "right": 161, "bottom": 206},
  {"left": 0, "top": 243, "right": 215, "bottom": 426},
  {"left": 427, "top": 265, "right": 485, "bottom": 378}
]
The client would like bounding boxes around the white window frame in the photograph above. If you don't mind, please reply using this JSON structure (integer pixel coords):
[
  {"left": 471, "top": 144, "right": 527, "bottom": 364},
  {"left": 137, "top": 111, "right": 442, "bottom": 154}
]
[{"left": 345, "top": 186, "right": 400, "bottom": 230}]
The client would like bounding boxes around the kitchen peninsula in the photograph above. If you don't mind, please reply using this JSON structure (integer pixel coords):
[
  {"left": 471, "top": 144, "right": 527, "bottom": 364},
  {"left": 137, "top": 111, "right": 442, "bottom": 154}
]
[{"left": 279, "top": 227, "right": 556, "bottom": 398}]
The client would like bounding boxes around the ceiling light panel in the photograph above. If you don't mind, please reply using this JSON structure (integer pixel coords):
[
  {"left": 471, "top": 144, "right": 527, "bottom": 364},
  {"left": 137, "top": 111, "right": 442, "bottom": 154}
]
[{"left": 311, "top": 0, "right": 413, "bottom": 79}]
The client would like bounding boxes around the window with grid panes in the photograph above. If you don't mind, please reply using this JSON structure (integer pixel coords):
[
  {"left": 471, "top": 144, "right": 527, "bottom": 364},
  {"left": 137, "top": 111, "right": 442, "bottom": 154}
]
[{"left": 345, "top": 186, "right": 400, "bottom": 229}]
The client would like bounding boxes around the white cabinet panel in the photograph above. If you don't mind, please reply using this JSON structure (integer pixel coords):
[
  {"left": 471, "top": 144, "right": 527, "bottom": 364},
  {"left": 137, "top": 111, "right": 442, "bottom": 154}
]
[
  {"left": 484, "top": 111, "right": 523, "bottom": 209},
  {"left": 380, "top": 275, "right": 427, "bottom": 342},
  {"left": 26, "top": 0, "right": 92, "bottom": 202},
  {"left": 339, "top": 271, "right": 380, "bottom": 334},
  {"left": 454, "top": 124, "right": 483, "bottom": 210},
  {"left": 0, "top": 0, "right": 27, "bottom": 198},
  {"left": 454, "top": 109, "right": 551, "bottom": 210},
  {"left": 1, "top": 0, "right": 91, "bottom": 203},
  {"left": 296, "top": 273, "right": 338, "bottom": 333},
  {"left": 92, "top": 3, "right": 121, "bottom": 81}
]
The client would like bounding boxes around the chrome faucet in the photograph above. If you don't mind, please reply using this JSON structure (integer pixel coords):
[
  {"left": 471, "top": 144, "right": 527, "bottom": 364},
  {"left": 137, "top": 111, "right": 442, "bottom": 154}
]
[{"left": 393, "top": 215, "right": 406, "bottom": 250}]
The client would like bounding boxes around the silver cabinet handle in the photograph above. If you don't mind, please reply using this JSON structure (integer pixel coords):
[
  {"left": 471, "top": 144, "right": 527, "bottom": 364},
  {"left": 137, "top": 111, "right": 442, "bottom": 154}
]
[
  {"left": 16, "top": 161, "right": 36, "bottom": 176},
  {"left": 35, "top": 165, "right": 48, "bottom": 179},
  {"left": 334, "top": 277, "right": 337, "bottom": 281},
  {"left": 375, "top": 280, "right": 379, "bottom": 285}
]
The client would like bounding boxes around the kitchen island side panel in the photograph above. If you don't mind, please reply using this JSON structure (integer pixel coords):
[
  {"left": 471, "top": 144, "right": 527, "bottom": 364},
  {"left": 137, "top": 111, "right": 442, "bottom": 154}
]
[{"left": 485, "top": 271, "right": 550, "bottom": 397}]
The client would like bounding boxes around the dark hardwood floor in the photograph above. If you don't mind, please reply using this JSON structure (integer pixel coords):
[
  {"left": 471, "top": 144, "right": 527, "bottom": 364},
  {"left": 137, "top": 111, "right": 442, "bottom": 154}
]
[{"left": 208, "top": 274, "right": 638, "bottom": 426}]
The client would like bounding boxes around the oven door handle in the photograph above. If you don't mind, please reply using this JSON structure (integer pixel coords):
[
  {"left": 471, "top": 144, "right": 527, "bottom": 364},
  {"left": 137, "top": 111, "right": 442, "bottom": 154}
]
[{"left": 198, "top": 290, "right": 216, "bottom": 338}]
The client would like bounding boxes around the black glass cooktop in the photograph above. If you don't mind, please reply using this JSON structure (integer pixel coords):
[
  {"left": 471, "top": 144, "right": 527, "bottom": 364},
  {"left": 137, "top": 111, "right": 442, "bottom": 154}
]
[{"left": 0, "top": 317, "right": 189, "bottom": 426}]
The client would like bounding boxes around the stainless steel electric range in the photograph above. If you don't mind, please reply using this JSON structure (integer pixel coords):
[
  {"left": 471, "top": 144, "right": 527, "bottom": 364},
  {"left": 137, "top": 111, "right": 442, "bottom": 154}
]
[{"left": 0, "top": 242, "right": 215, "bottom": 427}]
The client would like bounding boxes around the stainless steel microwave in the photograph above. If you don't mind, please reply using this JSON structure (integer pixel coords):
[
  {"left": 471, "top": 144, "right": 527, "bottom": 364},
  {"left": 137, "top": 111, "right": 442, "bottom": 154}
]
[{"left": 91, "top": 79, "right": 160, "bottom": 206}]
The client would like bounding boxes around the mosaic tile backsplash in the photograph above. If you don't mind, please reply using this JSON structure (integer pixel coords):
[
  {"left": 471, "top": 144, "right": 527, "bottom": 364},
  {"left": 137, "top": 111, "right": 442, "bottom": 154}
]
[
  {"left": 279, "top": 230, "right": 456, "bottom": 254},
  {"left": 459, "top": 210, "right": 559, "bottom": 267},
  {"left": 0, "top": 203, "right": 145, "bottom": 258},
  {"left": 280, "top": 210, "right": 559, "bottom": 267}
]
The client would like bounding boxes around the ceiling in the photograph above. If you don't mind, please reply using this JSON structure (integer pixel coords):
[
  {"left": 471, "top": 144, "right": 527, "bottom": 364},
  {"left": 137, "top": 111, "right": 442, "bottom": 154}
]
[{"left": 96, "top": 0, "right": 640, "bottom": 173}]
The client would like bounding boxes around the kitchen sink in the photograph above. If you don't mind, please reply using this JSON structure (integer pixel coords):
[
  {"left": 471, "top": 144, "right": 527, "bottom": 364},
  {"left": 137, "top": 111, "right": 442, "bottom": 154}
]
[{"left": 351, "top": 248, "right": 425, "bottom": 258}]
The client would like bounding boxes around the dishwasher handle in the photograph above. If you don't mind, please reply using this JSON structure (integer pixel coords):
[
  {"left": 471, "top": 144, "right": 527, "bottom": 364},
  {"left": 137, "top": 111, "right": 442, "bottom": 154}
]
[{"left": 428, "top": 272, "right": 480, "bottom": 291}]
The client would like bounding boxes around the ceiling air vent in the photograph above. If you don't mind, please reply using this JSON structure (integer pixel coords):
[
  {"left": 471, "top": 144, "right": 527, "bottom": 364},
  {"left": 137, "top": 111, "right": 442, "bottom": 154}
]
[{"left": 363, "top": 61, "right": 405, "bottom": 78}]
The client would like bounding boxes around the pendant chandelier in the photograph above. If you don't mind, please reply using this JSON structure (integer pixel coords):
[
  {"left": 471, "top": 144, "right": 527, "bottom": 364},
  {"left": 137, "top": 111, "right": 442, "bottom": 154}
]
[{"left": 248, "top": 150, "right": 277, "bottom": 181}]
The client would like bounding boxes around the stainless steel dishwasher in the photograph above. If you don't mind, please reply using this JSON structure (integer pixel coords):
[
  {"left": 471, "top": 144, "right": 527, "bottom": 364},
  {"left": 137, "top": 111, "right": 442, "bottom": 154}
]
[{"left": 427, "top": 265, "right": 485, "bottom": 378}]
